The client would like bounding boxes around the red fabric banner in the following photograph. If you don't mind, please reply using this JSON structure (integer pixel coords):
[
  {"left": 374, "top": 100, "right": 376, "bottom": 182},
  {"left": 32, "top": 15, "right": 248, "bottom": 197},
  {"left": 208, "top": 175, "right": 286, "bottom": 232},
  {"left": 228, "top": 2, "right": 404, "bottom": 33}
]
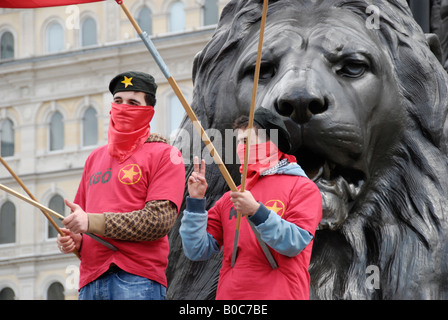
[{"left": 0, "top": 0, "right": 104, "bottom": 8}]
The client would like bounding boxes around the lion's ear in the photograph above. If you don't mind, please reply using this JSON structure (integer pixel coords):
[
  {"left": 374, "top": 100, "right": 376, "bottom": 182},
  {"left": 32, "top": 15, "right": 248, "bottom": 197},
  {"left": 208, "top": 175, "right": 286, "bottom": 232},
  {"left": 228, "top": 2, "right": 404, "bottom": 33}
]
[{"left": 426, "top": 33, "right": 443, "bottom": 63}]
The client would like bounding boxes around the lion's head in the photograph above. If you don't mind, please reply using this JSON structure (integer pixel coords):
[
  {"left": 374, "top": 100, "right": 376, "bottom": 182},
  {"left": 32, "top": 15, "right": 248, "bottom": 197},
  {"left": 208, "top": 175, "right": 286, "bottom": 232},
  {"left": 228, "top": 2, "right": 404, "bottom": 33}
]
[{"left": 167, "top": 0, "right": 448, "bottom": 299}]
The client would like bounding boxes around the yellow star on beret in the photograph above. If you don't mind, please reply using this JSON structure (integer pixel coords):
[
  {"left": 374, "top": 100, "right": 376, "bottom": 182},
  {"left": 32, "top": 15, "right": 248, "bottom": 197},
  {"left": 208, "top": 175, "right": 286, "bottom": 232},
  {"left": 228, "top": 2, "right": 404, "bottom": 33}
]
[{"left": 121, "top": 76, "right": 133, "bottom": 88}]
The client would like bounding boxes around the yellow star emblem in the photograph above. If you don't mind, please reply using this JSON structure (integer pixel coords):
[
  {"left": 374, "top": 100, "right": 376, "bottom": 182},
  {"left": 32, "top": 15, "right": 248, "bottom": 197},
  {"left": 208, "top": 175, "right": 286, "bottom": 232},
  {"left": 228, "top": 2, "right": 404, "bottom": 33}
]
[
  {"left": 118, "top": 164, "right": 142, "bottom": 185},
  {"left": 121, "top": 76, "right": 133, "bottom": 88},
  {"left": 265, "top": 199, "right": 285, "bottom": 217},
  {"left": 266, "top": 201, "right": 282, "bottom": 214},
  {"left": 121, "top": 167, "right": 139, "bottom": 181}
]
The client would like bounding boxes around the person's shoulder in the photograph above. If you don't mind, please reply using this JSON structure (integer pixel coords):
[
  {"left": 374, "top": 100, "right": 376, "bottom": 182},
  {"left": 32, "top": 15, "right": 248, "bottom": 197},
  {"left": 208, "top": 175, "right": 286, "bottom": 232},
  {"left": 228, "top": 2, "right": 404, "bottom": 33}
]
[
  {"left": 292, "top": 176, "right": 321, "bottom": 198},
  {"left": 274, "top": 172, "right": 319, "bottom": 193},
  {"left": 143, "top": 133, "right": 174, "bottom": 152},
  {"left": 143, "top": 133, "right": 184, "bottom": 165},
  {"left": 145, "top": 133, "right": 169, "bottom": 144}
]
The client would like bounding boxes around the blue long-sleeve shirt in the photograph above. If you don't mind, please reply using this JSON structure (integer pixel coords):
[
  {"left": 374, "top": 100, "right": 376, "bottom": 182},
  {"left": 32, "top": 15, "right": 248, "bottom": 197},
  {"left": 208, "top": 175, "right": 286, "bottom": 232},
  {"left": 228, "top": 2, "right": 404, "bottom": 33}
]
[{"left": 180, "top": 163, "right": 314, "bottom": 260}]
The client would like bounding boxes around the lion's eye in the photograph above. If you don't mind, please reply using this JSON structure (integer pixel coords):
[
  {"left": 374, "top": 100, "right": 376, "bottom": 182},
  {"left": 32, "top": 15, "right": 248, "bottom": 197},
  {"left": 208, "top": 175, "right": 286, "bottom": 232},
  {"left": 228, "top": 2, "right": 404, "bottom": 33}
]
[
  {"left": 337, "top": 61, "right": 368, "bottom": 78},
  {"left": 259, "top": 62, "right": 276, "bottom": 80},
  {"left": 243, "top": 62, "right": 276, "bottom": 81}
]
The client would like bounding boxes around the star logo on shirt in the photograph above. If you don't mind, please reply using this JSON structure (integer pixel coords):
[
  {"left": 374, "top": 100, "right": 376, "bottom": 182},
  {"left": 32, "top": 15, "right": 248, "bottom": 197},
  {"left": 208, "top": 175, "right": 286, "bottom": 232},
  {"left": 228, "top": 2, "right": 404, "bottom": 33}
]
[
  {"left": 118, "top": 164, "right": 142, "bottom": 185},
  {"left": 265, "top": 199, "right": 285, "bottom": 217},
  {"left": 121, "top": 76, "right": 133, "bottom": 88}
]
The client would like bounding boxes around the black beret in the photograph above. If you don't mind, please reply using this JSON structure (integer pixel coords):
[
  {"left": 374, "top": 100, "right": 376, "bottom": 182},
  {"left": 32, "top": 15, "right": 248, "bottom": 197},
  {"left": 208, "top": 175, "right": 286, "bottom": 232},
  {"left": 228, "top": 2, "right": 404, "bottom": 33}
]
[
  {"left": 109, "top": 71, "right": 157, "bottom": 96},
  {"left": 254, "top": 108, "right": 292, "bottom": 153}
]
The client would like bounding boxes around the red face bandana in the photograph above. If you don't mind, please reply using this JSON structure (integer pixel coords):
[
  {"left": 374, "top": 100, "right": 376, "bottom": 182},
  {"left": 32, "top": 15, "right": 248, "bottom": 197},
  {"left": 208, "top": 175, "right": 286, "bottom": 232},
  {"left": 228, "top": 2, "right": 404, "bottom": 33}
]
[
  {"left": 237, "top": 141, "right": 290, "bottom": 190},
  {"left": 108, "top": 103, "right": 155, "bottom": 163},
  {"left": 237, "top": 141, "right": 297, "bottom": 190}
]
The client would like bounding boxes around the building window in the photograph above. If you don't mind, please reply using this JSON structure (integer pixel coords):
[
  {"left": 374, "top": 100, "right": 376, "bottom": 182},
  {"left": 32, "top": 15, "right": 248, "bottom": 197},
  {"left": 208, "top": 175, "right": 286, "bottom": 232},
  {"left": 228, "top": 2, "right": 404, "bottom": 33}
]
[
  {"left": 49, "top": 111, "right": 64, "bottom": 151},
  {"left": 0, "top": 31, "right": 14, "bottom": 60},
  {"left": 82, "top": 107, "right": 98, "bottom": 147},
  {"left": 81, "top": 17, "right": 97, "bottom": 47},
  {"left": 0, "top": 118, "right": 14, "bottom": 157},
  {"left": 0, "top": 287, "right": 15, "bottom": 300},
  {"left": 46, "top": 21, "right": 64, "bottom": 53},
  {"left": 137, "top": 6, "right": 153, "bottom": 35},
  {"left": 169, "top": 94, "right": 185, "bottom": 134},
  {"left": 47, "top": 282, "right": 65, "bottom": 300},
  {"left": 47, "top": 194, "right": 65, "bottom": 239},
  {"left": 169, "top": 1, "right": 186, "bottom": 32},
  {"left": 150, "top": 113, "right": 158, "bottom": 134},
  {"left": 203, "top": 0, "right": 219, "bottom": 26},
  {"left": 0, "top": 201, "right": 15, "bottom": 245}
]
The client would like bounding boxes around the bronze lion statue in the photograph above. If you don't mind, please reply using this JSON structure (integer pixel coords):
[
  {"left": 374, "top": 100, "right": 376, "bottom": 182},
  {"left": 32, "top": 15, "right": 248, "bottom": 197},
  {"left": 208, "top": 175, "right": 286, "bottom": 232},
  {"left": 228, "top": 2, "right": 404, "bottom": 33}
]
[{"left": 166, "top": 0, "right": 448, "bottom": 299}]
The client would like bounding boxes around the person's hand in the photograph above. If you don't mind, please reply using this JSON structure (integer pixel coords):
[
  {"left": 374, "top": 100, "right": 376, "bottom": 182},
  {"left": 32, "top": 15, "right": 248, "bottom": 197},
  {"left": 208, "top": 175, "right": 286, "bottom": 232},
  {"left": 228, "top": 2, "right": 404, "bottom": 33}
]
[
  {"left": 188, "top": 156, "right": 208, "bottom": 199},
  {"left": 230, "top": 190, "right": 260, "bottom": 216},
  {"left": 62, "top": 199, "right": 89, "bottom": 234},
  {"left": 57, "top": 228, "right": 82, "bottom": 254}
]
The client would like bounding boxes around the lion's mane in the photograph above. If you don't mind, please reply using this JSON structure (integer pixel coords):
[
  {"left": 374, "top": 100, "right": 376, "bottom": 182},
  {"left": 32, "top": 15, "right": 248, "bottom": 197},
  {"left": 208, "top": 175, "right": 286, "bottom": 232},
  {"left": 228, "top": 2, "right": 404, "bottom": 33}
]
[{"left": 166, "top": 0, "right": 448, "bottom": 299}]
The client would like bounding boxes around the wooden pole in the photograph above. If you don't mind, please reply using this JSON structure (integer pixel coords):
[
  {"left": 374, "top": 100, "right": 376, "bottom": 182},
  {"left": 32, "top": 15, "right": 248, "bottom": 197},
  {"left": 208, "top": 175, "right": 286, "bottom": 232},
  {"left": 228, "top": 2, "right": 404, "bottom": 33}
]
[
  {"left": 240, "top": 0, "right": 269, "bottom": 191},
  {"left": 0, "top": 157, "right": 117, "bottom": 253},
  {"left": 0, "top": 180, "right": 80, "bottom": 259},
  {"left": 231, "top": 0, "right": 270, "bottom": 267}
]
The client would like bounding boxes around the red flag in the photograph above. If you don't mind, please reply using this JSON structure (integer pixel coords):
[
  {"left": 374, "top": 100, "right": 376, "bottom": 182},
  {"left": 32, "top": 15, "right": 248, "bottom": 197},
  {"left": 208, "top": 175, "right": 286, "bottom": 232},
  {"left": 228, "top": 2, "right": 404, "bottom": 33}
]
[{"left": 0, "top": 0, "right": 104, "bottom": 8}]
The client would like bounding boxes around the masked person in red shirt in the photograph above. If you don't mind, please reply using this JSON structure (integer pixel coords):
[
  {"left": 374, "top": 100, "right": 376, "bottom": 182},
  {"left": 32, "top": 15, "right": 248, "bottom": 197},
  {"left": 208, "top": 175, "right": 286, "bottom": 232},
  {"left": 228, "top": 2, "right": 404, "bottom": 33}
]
[
  {"left": 180, "top": 108, "right": 322, "bottom": 300},
  {"left": 57, "top": 71, "right": 185, "bottom": 300}
]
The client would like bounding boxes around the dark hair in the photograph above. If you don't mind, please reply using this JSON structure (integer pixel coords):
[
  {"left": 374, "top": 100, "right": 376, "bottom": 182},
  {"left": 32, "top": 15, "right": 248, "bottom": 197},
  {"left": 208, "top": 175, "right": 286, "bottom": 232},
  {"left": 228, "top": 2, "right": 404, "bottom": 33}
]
[
  {"left": 233, "top": 115, "right": 270, "bottom": 142},
  {"left": 145, "top": 93, "right": 156, "bottom": 107},
  {"left": 233, "top": 115, "right": 262, "bottom": 130}
]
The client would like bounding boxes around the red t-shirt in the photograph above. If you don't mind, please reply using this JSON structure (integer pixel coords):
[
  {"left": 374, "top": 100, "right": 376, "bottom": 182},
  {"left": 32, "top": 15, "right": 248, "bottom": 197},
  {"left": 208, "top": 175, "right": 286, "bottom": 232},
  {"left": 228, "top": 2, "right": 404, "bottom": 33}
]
[
  {"left": 74, "top": 142, "right": 185, "bottom": 289},
  {"left": 207, "top": 175, "right": 322, "bottom": 300}
]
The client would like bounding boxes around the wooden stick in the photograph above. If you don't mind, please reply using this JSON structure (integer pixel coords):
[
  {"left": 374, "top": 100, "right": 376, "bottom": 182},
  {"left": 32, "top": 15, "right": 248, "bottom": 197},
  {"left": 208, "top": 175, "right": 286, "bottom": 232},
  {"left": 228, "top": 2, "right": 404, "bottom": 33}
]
[
  {"left": 0, "top": 181, "right": 80, "bottom": 258},
  {"left": 0, "top": 158, "right": 63, "bottom": 219},
  {"left": 0, "top": 183, "right": 64, "bottom": 220},
  {"left": 0, "top": 157, "right": 79, "bottom": 258},
  {"left": 240, "top": 0, "right": 269, "bottom": 206},
  {"left": 0, "top": 157, "right": 117, "bottom": 253},
  {"left": 231, "top": 0, "right": 270, "bottom": 267}
]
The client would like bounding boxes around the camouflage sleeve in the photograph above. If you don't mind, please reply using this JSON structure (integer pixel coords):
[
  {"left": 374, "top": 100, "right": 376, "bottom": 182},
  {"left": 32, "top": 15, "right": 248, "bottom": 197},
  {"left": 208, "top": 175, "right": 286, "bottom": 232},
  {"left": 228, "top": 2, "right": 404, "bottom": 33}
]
[{"left": 101, "top": 200, "right": 178, "bottom": 241}]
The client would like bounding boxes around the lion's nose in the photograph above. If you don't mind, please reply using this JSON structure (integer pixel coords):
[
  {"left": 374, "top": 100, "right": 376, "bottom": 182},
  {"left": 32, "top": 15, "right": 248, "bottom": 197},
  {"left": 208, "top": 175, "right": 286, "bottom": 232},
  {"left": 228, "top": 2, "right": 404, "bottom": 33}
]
[
  {"left": 275, "top": 93, "right": 328, "bottom": 124},
  {"left": 274, "top": 71, "right": 328, "bottom": 124}
]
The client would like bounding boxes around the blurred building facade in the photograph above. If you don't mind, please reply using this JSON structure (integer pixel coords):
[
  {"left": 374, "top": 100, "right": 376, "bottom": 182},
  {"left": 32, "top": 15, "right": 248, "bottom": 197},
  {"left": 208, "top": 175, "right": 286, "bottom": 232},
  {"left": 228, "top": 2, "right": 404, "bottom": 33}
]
[{"left": 0, "top": 0, "right": 226, "bottom": 300}]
